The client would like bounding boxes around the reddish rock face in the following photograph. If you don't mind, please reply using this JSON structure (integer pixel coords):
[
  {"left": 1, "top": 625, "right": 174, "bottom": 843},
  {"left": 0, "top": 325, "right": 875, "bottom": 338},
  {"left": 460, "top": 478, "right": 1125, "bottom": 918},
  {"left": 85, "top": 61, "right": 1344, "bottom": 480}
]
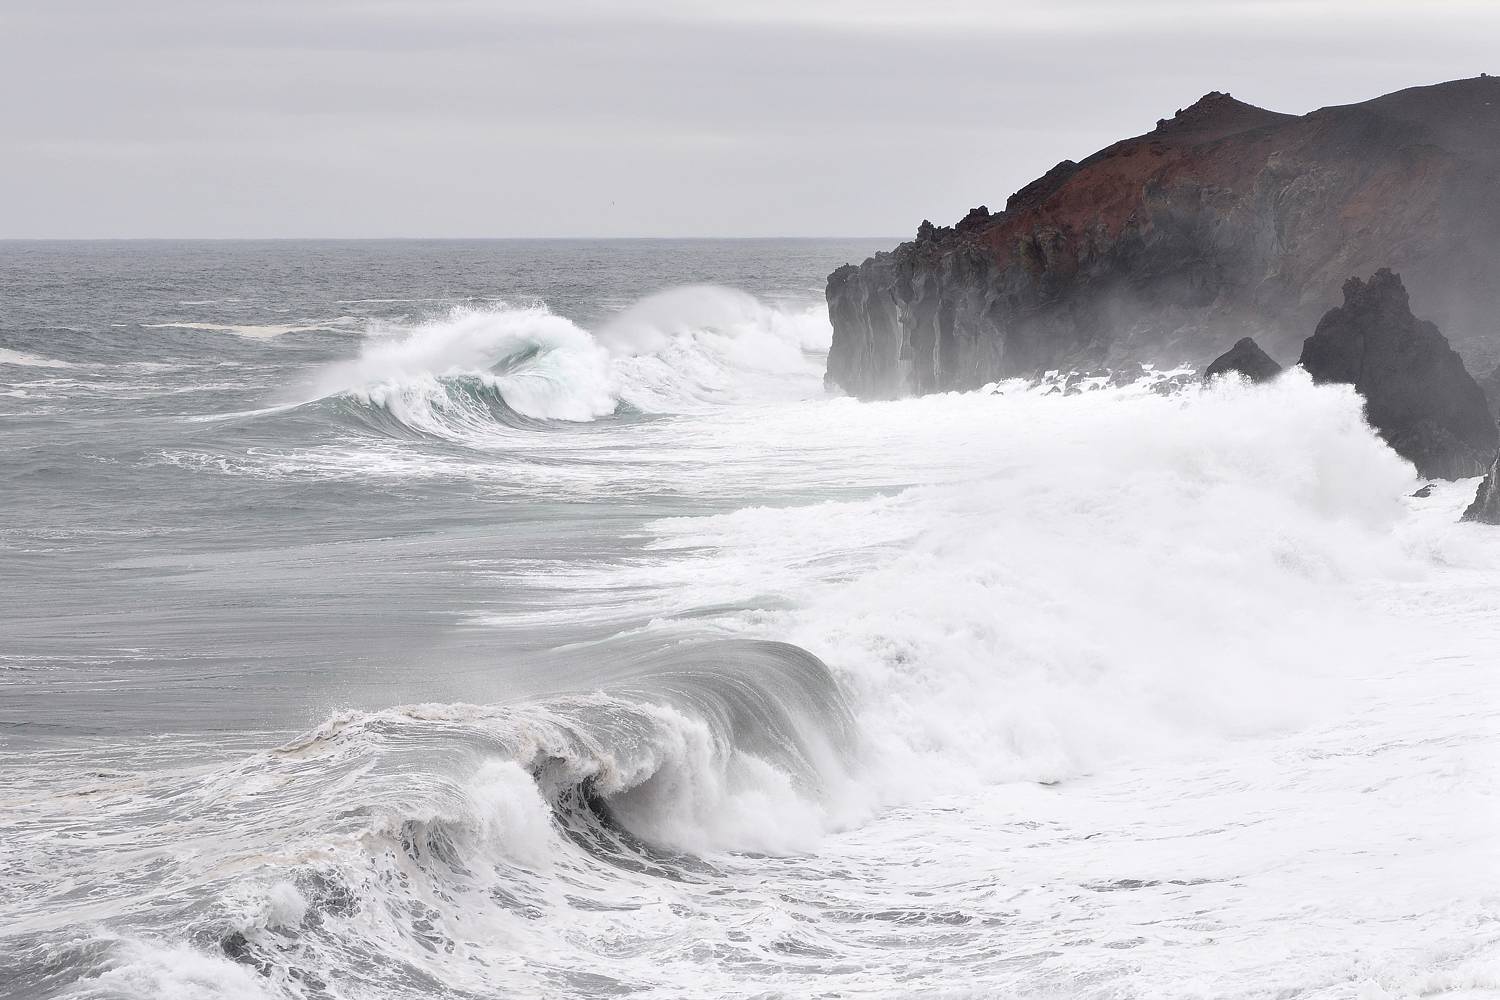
[{"left": 826, "top": 77, "right": 1500, "bottom": 400}]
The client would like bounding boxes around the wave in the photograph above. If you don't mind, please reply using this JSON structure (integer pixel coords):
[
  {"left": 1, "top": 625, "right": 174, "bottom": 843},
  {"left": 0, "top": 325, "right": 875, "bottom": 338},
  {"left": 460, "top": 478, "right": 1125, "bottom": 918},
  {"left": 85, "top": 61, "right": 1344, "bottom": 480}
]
[
  {"left": 564, "top": 369, "right": 1437, "bottom": 800},
  {"left": 297, "top": 287, "right": 830, "bottom": 442},
  {"left": 14, "top": 365, "right": 1492, "bottom": 998},
  {"left": 278, "top": 638, "right": 861, "bottom": 859},
  {"left": 326, "top": 374, "right": 554, "bottom": 440},
  {"left": 14, "top": 640, "right": 862, "bottom": 998}
]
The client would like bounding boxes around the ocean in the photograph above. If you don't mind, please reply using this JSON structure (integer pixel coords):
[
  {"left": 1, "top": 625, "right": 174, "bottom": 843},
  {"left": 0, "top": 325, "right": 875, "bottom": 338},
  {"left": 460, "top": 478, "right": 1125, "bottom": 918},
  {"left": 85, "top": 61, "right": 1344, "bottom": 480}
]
[{"left": 1, "top": 239, "right": 1497, "bottom": 999}]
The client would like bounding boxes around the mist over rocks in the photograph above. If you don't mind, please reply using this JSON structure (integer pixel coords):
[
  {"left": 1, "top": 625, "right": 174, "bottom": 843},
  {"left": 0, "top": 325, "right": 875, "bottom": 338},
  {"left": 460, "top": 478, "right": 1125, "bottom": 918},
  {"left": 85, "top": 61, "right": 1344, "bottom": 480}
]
[
  {"left": 1205, "top": 337, "right": 1282, "bottom": 384},
  {"left": 825, "top": 76, "right": 1500, "bottom": 400},
  {"left": 1299, "top": 269, "right": 1496, "bottom": 480}
]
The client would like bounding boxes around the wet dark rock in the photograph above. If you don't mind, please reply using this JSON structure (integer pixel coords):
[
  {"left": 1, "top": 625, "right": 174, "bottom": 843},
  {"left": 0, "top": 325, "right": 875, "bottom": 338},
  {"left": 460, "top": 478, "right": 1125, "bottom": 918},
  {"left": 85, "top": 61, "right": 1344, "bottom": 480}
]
[
  {"left": 1107, "top": 366, "right": 1149, "bottom": 387},
  {"left": 1299, "top": 269, "right": 1497, "bottom": 479},
  {"left": 1150, "top": 372, "right": 1196, "bottom": 396},
  {"left": 1204, "top": 337, "right": 1282, "bottom": 383},
  {"left": 1411, "top": 484, "right": 1435, "bottom": 498},
  {"left": 1462, "top": 454, "right": 1500, "bottom": 523},
  {"left": 825, "top": 77, "right": 1500, "bottom": 399},
  {"left": 220, "top": 932, "right": 273, "bottom": 975}
]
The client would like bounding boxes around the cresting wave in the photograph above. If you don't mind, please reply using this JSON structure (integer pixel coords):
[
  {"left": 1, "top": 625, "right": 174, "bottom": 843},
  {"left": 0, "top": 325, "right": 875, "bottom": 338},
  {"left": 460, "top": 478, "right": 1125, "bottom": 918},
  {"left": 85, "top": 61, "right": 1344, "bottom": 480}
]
[
  {"left": 15, "top": 641, "right": 860, "bottom": 999},
  {"left": 298, "top": 286, "right": 831, "bottom": 441}
]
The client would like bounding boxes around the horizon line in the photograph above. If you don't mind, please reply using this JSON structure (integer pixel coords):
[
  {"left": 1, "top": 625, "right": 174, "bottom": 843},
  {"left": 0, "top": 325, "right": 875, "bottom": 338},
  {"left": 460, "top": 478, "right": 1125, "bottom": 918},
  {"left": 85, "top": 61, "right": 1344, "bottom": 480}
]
[{"left": 0, "top": 234, "right": 905, "bottom": 243}]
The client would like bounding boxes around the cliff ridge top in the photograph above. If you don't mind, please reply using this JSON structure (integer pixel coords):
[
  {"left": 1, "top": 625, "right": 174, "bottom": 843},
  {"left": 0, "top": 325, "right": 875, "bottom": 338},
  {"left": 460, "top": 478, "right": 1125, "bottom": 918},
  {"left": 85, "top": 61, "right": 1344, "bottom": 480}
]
[{"left": 1150, "top": 90, "right": 1292, "bottom": 143}]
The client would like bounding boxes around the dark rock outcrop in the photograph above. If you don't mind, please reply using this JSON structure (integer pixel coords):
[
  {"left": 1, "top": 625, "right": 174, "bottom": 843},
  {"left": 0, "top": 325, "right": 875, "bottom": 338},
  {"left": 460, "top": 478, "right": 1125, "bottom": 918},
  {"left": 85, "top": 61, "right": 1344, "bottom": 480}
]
[
  {"left": 826, "top": 77, "right": 1500, "bottom": 399},
  {"left": 1299, "top": 269, "right": 1497, "bottom": 479},
  {"left": 1463, "top": 455, "right": 1500, "bottom": 523},
  {"left": 1204, "top": 337, "right": 1282, "bottom": 383}
]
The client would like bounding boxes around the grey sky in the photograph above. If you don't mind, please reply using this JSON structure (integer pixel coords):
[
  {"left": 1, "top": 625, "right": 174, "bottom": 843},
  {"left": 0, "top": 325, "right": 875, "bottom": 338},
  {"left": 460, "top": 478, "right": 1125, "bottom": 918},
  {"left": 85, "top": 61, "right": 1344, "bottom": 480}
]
[{"left": 3, "top": 0, "right": 1497, "bottom": 238}]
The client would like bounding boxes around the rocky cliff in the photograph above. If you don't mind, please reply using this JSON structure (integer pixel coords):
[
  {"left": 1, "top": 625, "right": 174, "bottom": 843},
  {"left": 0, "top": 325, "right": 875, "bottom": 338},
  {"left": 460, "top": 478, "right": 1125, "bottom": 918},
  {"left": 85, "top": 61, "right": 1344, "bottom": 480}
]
[
  {"left": 1299, "top": 269, "right": 1496, "bottom": 479},
  {"left": 826, "top": 77, "right": 1500, "bottom": 399}
]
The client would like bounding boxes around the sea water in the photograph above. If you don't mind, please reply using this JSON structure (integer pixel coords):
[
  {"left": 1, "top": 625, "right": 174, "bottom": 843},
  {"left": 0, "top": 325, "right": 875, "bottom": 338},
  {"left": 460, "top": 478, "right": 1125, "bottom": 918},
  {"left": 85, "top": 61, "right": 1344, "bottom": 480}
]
[{"left": 1, "top": 239, "right": 1497, "bottom": 999}]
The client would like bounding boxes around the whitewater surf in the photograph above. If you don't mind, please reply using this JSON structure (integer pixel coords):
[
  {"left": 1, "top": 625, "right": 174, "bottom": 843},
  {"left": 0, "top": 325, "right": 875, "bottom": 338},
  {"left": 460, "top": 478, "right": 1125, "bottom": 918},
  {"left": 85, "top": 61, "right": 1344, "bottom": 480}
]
[{"left": 2, "top": 240, "right": 1497, "bottom": 1000}]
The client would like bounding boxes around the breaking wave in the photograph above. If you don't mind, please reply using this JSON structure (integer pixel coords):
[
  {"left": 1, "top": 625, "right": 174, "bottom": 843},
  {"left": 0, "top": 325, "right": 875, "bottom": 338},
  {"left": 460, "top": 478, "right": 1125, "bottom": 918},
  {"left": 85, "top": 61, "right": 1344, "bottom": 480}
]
[
  {"left": 543, "top": 369, "right": 1436, "bottom": 802},
  {"left": 24, "top": 640, "right": 861, "bottom": 999},
  {"left": 789, "top": 370, "right": 1429, "bottom": 795},
  {"left": 300, "top": 287, "right": 830, "bottom": 442}
]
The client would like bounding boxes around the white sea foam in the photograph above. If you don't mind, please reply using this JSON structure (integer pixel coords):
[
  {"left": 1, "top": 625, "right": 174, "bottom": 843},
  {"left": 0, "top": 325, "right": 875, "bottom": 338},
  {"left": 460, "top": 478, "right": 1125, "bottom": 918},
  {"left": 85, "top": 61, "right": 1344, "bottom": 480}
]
[
  {"left": 802, "top": 373, "right": 1419, "bottom": 792},
  {"left": 0, "top": 348, "right": 76, "bottom": 369},
  {"left": 67, "top": 938, "right": 276, "bottom": 1000},
  {"left": 521, "top": 371, "right": 1427, "bottom": 808},
  {"left": 143, "top": 321, "right": 350, "bottom": 340}
]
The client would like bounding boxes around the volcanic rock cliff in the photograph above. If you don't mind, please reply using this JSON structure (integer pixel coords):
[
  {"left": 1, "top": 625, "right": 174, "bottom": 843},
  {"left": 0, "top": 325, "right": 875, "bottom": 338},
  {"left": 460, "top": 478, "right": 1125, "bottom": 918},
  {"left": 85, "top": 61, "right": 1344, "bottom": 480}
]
[
  {"left": 1299, "top": 269, "right": 1496, "bottom": 479},
  {"left": 826, "top": 77, "right": 1500, "bottom": 399}
]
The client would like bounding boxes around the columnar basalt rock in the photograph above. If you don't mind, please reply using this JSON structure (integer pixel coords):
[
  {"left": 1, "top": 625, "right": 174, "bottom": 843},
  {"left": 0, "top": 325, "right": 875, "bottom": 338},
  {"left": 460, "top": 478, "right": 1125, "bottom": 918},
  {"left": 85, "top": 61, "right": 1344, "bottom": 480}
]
[
  {"left": 1299, "top": 270, "right": 1497, "bottom": 479},
  {"left": 825, "top": 77, "right": 1500, "bottom": 399}
]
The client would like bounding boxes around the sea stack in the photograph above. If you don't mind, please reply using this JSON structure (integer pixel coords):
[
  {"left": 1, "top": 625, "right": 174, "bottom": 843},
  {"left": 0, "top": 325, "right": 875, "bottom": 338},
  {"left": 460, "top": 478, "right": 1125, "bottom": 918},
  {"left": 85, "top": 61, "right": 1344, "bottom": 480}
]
[
  {"left": 1299, "top": 269, "right": 1497, "bottom": 480},
  {"left": 1204, "top": 337, "right": 1282, "bottom": 383},
  {"left": 825, "top": 77, "right": 1500, "bottom": 399}
]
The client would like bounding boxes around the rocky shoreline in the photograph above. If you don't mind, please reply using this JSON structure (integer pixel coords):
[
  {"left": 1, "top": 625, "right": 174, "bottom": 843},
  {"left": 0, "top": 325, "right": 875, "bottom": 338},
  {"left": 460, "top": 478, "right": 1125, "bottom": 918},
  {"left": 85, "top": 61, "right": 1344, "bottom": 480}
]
[
  {"left": 826, "top": 76, "right": 1500, "bottom": 515},
  {"left": 825, "top": 77, "right": 1500, "bottom": 402}
]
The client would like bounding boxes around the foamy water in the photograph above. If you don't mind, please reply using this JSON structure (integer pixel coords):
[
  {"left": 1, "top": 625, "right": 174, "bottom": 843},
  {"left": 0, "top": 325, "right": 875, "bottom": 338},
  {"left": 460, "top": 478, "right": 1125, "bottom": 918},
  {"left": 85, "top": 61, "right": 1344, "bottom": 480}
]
[{"left": 2, "top": 240, "right": 1496, "bottom": 1000}]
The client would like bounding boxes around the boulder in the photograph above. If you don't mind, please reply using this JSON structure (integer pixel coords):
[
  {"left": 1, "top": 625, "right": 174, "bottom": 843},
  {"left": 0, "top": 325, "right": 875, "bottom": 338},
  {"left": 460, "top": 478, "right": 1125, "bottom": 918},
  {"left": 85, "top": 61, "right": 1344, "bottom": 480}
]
[
  {"left": 1299, "top": 269, "right": 1497, "bottom": 479},
  {"left": 1204, "top": 337, "right": 1282, "bottom": 383}
]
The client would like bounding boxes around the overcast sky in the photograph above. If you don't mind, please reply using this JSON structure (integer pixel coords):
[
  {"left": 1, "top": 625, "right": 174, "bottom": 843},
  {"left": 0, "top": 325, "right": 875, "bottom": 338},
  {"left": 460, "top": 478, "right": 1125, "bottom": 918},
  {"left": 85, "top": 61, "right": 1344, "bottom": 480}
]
[{"left": 3, "top": 0, "right": 1497, "bottom": 238}]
